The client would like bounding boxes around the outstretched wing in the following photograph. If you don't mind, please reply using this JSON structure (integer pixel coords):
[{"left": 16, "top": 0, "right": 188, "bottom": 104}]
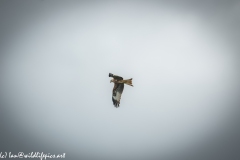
[
  {"left": 109, "top": 73, "right": 123, "bottom": 81},
  {"left": 112, "top": 83, "right": 124, "bottom": 108}
]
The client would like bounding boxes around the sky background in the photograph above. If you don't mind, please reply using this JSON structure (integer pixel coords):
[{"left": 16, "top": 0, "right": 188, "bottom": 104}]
[{"left": 0, "top": 0, "right": 240, "bottom": 160}]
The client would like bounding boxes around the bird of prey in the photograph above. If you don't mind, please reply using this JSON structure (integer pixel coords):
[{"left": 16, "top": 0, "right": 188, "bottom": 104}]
[{"left": 109, "top": 73, "right": 133, "bottom": 108}]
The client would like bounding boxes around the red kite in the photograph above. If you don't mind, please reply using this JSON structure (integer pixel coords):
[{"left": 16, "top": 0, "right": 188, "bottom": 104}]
[{"left": 109, "top": 73, "right": 133, "bottom": 107}]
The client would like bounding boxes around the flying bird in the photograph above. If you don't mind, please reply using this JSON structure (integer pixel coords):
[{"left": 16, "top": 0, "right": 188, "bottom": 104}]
[{"left": 109, "top": 73, "right": 133, "bottom": 108}]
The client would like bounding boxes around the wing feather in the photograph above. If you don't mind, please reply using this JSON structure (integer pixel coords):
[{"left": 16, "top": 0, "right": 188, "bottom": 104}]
[
  {"left": 109, "top": 73, "right": 123, "bottom": 80},
  {"left": 112, "top": 83, "right": 124, "bottom": 108}
]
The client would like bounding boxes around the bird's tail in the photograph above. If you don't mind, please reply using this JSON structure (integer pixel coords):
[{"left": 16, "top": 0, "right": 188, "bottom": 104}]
[{"left": 121, "top": 78, "right": 133, "bottom": 87}]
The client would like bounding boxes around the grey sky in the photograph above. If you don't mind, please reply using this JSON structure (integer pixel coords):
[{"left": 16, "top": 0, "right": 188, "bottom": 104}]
[{"left": 0, "top": 1, "right": 240, "bottom": 160}]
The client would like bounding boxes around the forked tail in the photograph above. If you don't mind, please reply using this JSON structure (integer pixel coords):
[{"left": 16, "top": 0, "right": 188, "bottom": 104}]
[{"left": 122, "top": 78, "right": 133, "bottom": 86}]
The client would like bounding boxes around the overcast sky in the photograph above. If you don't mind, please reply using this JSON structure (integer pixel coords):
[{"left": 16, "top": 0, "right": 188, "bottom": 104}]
[{"left": 0, "top": 1, "right": 240, "bottom": 160}]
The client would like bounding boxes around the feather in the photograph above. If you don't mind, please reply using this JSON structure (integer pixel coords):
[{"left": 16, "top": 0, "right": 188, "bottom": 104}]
[
  {"left": 112, "top": 83, "right": 124, "bottom": 107},
  {"left": 109, "top": 73, "right": 132, "bottom": 107},
  {"left": 109, "top": 73, "right": 123, "bottom": 80}
]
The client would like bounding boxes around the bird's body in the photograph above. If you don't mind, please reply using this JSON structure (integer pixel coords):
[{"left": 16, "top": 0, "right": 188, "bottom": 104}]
[{"left": 109, "top": 73, "right": 133, "bottom": 107}]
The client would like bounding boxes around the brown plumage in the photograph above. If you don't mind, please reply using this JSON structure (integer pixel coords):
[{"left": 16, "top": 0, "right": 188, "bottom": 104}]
[{"left": 109, "top": 73, "right": 133, "bottom": 107}]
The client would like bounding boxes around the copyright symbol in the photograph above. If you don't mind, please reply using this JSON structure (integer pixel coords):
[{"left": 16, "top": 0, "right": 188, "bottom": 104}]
[{"left": 18, "top": 152, "right": 24, "bottom": 158}]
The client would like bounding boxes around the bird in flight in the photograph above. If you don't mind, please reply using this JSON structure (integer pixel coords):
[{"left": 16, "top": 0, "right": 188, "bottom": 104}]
[{"left": 109, "top": 73, "right": 133, "bottom": 108}]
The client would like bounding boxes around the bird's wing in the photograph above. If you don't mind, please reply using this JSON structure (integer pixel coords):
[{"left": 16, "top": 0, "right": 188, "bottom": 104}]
[
  {"left": 112, "top": 83, "right": 124, "bottom": 108},
  {"left": 109, "top": 73, "right": 123, "bottom": 80}
]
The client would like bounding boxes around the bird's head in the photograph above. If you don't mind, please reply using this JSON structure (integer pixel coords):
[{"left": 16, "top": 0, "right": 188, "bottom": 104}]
[{"left": 110, "top": 79, "right": 114, "bottom": 83}]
